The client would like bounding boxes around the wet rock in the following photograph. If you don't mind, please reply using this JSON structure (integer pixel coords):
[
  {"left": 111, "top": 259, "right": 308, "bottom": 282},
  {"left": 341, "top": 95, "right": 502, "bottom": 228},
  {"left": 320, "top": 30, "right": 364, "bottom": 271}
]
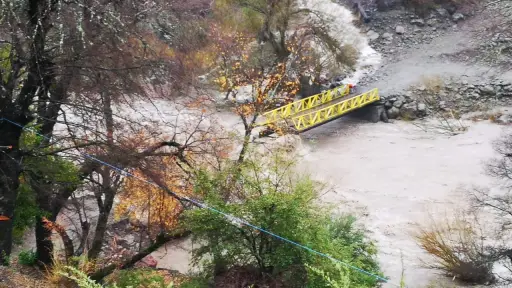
[
  {"left": 470, "top": 92, "right": 481, "bottom": 100},
  {"left": 479, "top": 85, "right": 495, "bottom": 95},
  {"left": 446, "top": 5, "right": 457, "bottom": 15},
  {"left": 396, "top": 25, "right": 405, "bottom": 35},
  {"left": 387, "top": 106, "right": 400, "bottom": 119},
  {"left": 417, "top": 103, "right": 427, "bottom": 116},
  {"left": 382, "top": 32, "right": 393, "bottom": 41},
  {"left": 367, "top": 30, "right": 380, "bottom": 41},
  {"left": 393, "top": 99, "right": 404, "bottom": 108},
  {"left": 400, "top": 103, "right": 418, "bottom": 120},
  {"left": 411, "top": 19, "right": 425, "bottom": 27},
  {"left": 452, "top": 13, "right": 465, "bottom": 23},
  {"left": 426, "top": 18, "right": 438, "bottom": 27},
  {"left": 436, "top": 8, "right": 448, "bottom": 17},
  {"left": 381, "top": 109, "right": 390, "bottom": 123}
]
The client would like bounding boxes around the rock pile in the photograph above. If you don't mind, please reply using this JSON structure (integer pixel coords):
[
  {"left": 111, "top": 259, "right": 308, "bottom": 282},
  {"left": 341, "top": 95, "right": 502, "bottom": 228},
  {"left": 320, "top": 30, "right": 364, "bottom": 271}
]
[
  {"left": 378, "top": 79, "right": 512, "bottom": 120},
  {"left": 364, "top": 7, "right": 461, "bottom": 56},
  {"left": 344, "top": 0, "right": 474, "bottom": 61}
]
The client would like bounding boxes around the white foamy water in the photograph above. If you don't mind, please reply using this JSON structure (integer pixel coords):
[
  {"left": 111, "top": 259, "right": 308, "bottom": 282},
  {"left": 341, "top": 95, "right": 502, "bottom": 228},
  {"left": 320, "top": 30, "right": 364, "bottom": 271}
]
[{"left": 299, "top": 0, "right": 382, "bottom": 84}]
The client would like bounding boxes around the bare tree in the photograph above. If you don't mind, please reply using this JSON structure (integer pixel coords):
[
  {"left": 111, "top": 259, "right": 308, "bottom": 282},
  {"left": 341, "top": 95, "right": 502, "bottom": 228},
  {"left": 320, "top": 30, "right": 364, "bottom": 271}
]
[
  {"left": 0, "top": 0, "right": 205, "bottom": 265},
  {"left": 469, "top": 131, "right": 512, "bottom": 283}
]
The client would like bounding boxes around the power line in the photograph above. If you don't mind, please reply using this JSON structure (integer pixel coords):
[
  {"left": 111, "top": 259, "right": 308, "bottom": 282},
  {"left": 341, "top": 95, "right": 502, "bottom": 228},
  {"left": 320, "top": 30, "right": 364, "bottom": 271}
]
[{"left": 0, "top": 117, "right": 400, "bottom": 287}]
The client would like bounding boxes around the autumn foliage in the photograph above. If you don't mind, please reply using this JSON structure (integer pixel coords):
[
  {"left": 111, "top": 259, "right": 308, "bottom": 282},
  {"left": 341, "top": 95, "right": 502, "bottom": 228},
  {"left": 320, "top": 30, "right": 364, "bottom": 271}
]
[
  {"left": 211, "top": 28, "right": 313, "bottom": 114},
  {"left": 114, "top": 125, "right": 233, "bottom": 238},
  {"left": 115, "top": 162, "right": 188, "bottom": 238}
]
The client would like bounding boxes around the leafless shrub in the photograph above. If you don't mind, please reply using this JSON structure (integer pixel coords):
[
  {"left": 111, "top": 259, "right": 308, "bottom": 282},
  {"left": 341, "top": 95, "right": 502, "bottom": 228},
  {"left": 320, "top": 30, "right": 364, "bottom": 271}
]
[
  {"left": 411, "top": 76, "right": 467, "bottom": 135},
  {"left": 461, "top": 131, "right": 512, "bottom": 284},
  {"left": 414, "top": 211, "right": 494, "bottom": 284},
  {"left": 486, "top": 131, "right": 512, "bottom": 188},
  {"left": 421, "top": 75, "right": 445, "bottom": 95}
]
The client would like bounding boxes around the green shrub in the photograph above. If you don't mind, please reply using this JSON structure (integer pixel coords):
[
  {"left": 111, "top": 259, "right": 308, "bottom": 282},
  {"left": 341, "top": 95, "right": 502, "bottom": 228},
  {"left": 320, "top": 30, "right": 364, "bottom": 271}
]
[
  {"left": 1, "top": 251, "right": 10, "bottom": 266},
  {"left": 108, "top": 269, "right": 167, "bottom": 288},
  {"left": 185, "top": 155, "right": 382, "bottom": 287},
  {"left": 18, "top": 249, "right": 37, "bottom": 266},
  {"left": 179, "top": 277, "right": 209, "bottom": 288},
  {"left": 12, "top": 182, "right": 43, "bottom": 244},
  {"left": 13, "top": 127, "right": 80, "bottom": 245},
  {"left": 58, "top": 266, "right": 102, "bottom": 288},
  {"left": 57, "top": 266, "right": 176, "bottom": 288}
]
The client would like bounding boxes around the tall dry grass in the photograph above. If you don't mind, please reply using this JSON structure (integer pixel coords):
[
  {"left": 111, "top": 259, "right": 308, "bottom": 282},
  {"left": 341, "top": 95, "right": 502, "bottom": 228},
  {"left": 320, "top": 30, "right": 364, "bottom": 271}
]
[
  {"left": 420, "top": 75, "right": 444, "bottom": 95},
  {"left": 414, "top": 212, "right": 494, "bottom": 284}
]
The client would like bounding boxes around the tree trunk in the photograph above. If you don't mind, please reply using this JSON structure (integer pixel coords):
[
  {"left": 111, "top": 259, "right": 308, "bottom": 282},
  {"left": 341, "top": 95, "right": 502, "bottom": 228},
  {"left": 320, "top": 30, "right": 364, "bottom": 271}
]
[
  {"left": 0, "top": 0, "right": 54, "bottom": 265},
  {"left": 88, "top": 91, "right": 117, "bottom": 260},
  {"left": 35, "top": 215, "right": 54, "bottom": 266},
  {"left": 89, "top": 230, "right": 191, "bottom": 282},
  {"left": 88, "top": 177, "right": 116, "bottom": 259},
  {"left": 87, "top": 209, "right": 110, "bottom": 259},
  {"left": 0, "top": 124, "right": 25, "bottom": 265},
  {"left": 0, "top": 160, "right": 20, "bottom": 265}
]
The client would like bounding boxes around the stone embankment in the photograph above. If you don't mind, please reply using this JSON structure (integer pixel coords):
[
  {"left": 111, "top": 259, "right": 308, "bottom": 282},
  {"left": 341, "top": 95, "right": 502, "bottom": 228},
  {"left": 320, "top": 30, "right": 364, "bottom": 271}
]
[{"left": 376, "top": 79, "right": 512, "bottom": 120}]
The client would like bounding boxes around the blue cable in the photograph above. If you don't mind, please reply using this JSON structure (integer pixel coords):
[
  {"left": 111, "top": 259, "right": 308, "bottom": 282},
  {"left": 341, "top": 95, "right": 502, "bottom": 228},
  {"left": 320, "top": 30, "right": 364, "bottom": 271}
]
[{"left": 0, "top": 117, "right": 400, "bottom": 287}]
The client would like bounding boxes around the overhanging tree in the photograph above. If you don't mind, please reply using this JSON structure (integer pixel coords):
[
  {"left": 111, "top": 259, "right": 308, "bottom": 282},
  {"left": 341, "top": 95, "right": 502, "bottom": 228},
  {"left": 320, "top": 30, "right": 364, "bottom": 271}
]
[{"left": 0, "top": 0, "right": 203, "bottom": 265}]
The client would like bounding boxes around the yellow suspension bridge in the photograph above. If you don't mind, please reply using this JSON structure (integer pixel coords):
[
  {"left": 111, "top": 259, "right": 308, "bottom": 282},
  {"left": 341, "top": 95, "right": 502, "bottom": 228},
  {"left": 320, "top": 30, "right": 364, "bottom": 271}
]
[{"left": 257, "top": 85, "right": 380, "bottom": 133}]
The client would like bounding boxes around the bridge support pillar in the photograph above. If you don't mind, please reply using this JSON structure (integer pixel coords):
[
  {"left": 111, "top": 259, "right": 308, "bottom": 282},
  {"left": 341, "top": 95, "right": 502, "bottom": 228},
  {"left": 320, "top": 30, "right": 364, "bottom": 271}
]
[{"left": 353, "top": 104, "right": 388, "bottom": 123}]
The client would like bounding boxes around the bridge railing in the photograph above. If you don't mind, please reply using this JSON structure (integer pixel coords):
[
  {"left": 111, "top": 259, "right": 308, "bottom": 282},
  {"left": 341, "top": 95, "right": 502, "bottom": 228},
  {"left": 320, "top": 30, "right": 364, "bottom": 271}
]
[
  {"left": 291, "top": 88, "right": 379, "bottom": 131},
  {"left": 258, "top": 84, "right": 350, "bottom": 126}
]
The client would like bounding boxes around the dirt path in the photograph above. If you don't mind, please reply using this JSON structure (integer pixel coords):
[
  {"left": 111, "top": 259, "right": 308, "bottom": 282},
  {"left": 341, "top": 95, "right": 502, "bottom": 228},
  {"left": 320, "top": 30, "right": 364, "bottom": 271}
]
[{"left": 359, "top": 20, "right": 508, "bottom": 96}]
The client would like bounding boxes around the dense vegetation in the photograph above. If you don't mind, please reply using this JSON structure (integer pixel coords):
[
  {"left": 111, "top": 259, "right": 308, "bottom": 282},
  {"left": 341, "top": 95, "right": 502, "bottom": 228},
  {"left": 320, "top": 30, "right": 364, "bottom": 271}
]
[
  {"left": 0, "top": 0, "right": 378, "bottom": 287},
  {"left": 183, "top": 155, "right": 381, "bottom": 287}
]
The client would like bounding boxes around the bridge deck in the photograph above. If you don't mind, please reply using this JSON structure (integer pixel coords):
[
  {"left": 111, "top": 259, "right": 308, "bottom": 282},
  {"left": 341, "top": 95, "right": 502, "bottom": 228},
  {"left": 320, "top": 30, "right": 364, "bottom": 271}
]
[
  {"left": 290, "top": 88, "right": 379, "bottom": 132},
  {"left": 258, "top": 88, "right": 380, "bottom": 133},
  {"left": 259, "top": 85, "right": 350, "bottom": 126}
]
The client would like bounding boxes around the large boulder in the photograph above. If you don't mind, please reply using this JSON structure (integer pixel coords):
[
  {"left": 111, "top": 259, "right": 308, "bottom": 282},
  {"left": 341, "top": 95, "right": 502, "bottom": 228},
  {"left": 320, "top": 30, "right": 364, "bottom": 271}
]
[
  {"left": 367, "top": 30, "right": 380, "bottom": 41},
  {"left": 135, "top": 255, "right": 158, "bottom": 268},
  {"left": 396, "top": 25, "right": 405, "bottom": 35},
  {"left": 382, "top": 32, "right": 393, "bottom": 41},
  {"left": 479, "top": 85, "right": 495, "bottom": 96},
  {"left": 452, "top": 12, "right": 465, "bottom": 22},
  {"left": 417, "top": 102, "right": 427, "bottom": 117},
  {"left": 393, "top": 98, "right": 404, "bottom": 108},
  {"left": 387, "top": 106, "right": 400, "bottom": 119},
  {"left": 411, "top": 19, "right": 425, "bottom": 27},
  {"left": 400, "top": 103, "right": 419, "bottom": 120}
]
